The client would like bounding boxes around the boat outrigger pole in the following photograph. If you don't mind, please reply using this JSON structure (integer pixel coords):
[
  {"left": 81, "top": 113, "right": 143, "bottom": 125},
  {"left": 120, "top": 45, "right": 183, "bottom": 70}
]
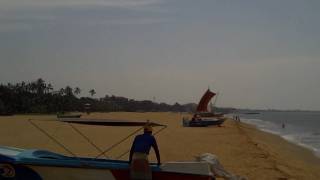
[
  {"left": 67, "top": 123, "right": 109, "bottom": 158},
  {"left": 28, "top": 118, "right": 167, "bottom": 161},
  {"left": 94, "top": 126, "right": 144, "bottom": 159},
  {"left": 28, "top": 119, "right": 78, "bottom": 158}
]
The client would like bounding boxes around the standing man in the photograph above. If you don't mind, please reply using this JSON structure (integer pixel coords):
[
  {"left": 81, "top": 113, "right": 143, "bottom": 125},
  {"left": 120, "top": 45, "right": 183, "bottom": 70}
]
[{"left": 129, "top": 124, "right": 161, "bottom": 180}]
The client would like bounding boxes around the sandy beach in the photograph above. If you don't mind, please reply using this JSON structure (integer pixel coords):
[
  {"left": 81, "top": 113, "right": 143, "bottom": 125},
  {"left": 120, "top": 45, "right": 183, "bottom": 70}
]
[{"left": 0, "top": 112, "right": 319, "bottom": 179}]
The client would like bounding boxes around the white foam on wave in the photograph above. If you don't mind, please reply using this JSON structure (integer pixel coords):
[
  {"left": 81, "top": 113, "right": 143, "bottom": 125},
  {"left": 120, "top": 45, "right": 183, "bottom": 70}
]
[
  {"left": 241, "top": 118, "right": 320, "bottom": 158},
  {"left": 282, "top": 133, "right": 320, "bottom": 157},
  {"left": 241, "top": 118, "right": 283, "bottom": 135}
]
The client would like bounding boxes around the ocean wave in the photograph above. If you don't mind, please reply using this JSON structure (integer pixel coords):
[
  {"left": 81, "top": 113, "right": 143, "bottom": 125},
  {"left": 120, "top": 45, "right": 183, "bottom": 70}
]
[
  {"left": 241, "top": 117, "right": 320, "bottom": 158},
  {"left": 282, "top": 133, "right": 320, "bottom": 157},
  {"left": 241, "top": 118, "right": 283, "bottom": 135}
]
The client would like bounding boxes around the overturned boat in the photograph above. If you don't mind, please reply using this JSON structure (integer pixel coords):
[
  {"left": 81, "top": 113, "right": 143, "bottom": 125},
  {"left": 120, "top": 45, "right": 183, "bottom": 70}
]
[{"left": 0, "top": 118, "right": 214, "bottom": 179}]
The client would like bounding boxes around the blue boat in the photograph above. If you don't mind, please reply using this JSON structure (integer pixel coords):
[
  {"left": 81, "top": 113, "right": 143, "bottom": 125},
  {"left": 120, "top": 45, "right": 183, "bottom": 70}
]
[{"left": 0, "top": 146, "right": 213, "bottom": 180}]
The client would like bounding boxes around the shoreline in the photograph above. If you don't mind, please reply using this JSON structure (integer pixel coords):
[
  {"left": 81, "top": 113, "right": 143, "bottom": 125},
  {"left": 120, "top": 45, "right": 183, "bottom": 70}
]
[
  {"left": 235, "top": 120, "right": 320, "bottom": 179},
  {"left": 239, "top": 120, "right": 320, "bottom": 160},
  {"left": 0, "top": 112, "right": 320, "bottom": 179}
]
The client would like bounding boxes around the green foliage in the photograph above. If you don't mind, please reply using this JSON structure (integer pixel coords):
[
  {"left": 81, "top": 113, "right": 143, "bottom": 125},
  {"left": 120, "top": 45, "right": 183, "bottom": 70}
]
[
  {"left": 0, "top": 78, "right": 190, "bottom": 114},
  {"left": 0, "top": 99, "right": 5, "bottom": 112},
  {"left": 89, "top": 89, "right": 96, "bottom": 97}
]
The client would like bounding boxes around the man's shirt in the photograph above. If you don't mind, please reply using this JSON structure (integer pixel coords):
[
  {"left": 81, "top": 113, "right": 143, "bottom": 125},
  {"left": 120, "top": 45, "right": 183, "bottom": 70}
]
[{"left": 132, "top": 133, "right": 156, "bottom": 154}]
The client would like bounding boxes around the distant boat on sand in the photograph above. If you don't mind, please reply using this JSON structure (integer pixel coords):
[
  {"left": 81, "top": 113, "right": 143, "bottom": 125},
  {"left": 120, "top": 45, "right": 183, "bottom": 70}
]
[
  {"left": 183, "top": 89, "right": 225, "bottom": 127},
  {"left": 57, "top": 114, "right": 82, "bottom": 118}
]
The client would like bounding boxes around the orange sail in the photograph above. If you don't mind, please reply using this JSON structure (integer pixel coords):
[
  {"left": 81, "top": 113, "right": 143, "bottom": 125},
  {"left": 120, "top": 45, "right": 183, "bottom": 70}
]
[{"left": 196, "top": 89, "right": 216, "bottom": 112}]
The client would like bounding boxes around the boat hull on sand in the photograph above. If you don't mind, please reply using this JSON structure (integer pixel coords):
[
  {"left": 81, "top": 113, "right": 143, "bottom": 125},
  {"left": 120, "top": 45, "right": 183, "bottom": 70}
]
[
  {"left": 0, "top": 146, "right": 212, "bottom": 180},
  {"left": 183, "top": 118, "right": 225, "bottom": 127},
  {"left": 57, "top": 114, "right": 81, "bottom": 118}
]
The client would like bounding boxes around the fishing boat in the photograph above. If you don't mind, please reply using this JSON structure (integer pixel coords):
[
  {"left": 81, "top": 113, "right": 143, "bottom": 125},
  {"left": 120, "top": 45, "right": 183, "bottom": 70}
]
[
  {"left": 183, "top": 117, "right": 225, "bottom": 127},
  {"left": 183, "top": 89, "right": 225, "bottom": 127},
  {"left": 0, "top": 119, "right": 214, "bottom": 179},
  {"left": 196, "top": 89, "right": 224, "bottom": 118},
  {"left": 0, "top": 146, "right": 212, "bottom": 180},
  {"left": 57, "top": 114, "right": 82, "bottom": 118}
]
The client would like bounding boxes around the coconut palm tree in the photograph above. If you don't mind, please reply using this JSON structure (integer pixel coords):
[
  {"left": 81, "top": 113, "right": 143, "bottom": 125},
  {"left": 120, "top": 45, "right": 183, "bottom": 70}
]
[
  {"left": 64, "top": 86, "right": 74, "bottom": 97},
  {"left": 35, "top": 78, "right": 46, "bottom": 95},
  {"left": 59, "top": 88, "right": 65, "bottom": 96},
  {"left": 89, "top": 89, "right": 96, "bottom": 97},
  {"left": 74, "top": 87, "right": 81, "bottom": 96},
  {"left": 46, "top": 83, "right": 53, "bottom": 94}
]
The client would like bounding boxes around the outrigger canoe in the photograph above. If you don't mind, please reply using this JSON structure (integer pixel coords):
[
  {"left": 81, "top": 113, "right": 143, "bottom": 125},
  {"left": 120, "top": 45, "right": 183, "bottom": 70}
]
[
  {"left": 183, "top": 89, "right": 225, "bottom": 127},
  {"left": 57, "top": 114, "right": 82, "bottom": 118},
  {"left": 183, "top": 117, "right": 225, "bottom": 127}
]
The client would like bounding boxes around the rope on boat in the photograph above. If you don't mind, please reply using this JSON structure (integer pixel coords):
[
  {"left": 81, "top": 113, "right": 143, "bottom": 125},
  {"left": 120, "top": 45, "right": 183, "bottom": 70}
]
[
  {"left": 67, "top": 123, "right": 109, "bottom": 159},
  {"left": 94, "top": 126, "right": 144, "bottom": 159},
  {"left": 28, "top": 118, "right": 167, "bottom": 164},
  {"left": 115, "top": 125, "right": 167, "bottom": 160},
  {"left": 27, "top": 119, "right": 90, "bottom": 167}
]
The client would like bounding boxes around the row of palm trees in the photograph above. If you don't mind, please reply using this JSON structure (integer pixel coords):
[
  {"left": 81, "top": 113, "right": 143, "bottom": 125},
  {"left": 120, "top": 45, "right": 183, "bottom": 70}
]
[
  {"left": 0, "top": 78, "right": 190, "bottom": 114},
  {"left": 0, "top": 78, "right": 98, "bottom": 113},
  {"left": 4, "top": 78, "right": 96, "bottom": 97}
]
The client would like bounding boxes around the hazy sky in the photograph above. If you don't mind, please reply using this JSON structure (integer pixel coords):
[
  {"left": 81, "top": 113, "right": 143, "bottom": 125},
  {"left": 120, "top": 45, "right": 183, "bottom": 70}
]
[{"left": 1, "top": 0, "right": 320, "bottom": 110}]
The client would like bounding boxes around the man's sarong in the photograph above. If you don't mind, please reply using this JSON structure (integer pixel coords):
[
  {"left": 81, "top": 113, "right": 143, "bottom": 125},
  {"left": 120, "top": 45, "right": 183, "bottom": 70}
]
[{"left": 130, "top": 153, "right": 152, "bottom": 180}]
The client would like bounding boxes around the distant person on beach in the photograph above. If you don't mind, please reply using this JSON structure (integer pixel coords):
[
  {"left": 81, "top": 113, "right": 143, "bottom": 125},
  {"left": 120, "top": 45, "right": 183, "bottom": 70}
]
[
  {"left": 129, "top": 124, "right": 161, "bottom": 180},
  {"left": 282, "top": 123, "right": 285, "bottom": 129},
  {"left": 234, "top": 115, "right": 240, "bottom": 122}
]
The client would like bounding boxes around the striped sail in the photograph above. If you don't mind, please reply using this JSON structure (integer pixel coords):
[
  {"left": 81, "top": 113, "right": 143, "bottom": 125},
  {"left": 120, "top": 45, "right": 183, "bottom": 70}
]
[{"left": 196, "top": 89, "right": 216, "bottom": 112}]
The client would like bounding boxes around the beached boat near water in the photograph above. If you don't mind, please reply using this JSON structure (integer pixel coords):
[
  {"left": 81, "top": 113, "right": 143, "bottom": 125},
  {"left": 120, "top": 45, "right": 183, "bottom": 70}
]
[
  {"left": 183, "top": 117, "right": 225, "bottom": 127},
  {"left": 0, "top": 119, "right": 214, "bottom": 179},
  {"left": 183, "top": 89, "right": 225, "bottom": 127}
]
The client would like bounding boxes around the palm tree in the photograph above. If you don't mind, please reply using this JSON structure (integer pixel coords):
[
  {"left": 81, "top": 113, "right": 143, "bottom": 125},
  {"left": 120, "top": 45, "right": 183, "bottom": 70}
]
[
  {"left": 30, "top": 82, "right": 37, "bottom": 93},
  {"left": 35, "top": 78, "right": 46, "bottom": 95},
  {"left": 89, "top": 89, "right": 96, "bottom": 97},
  {"left": 46, "top": 83, "right": 53, "bottom": 94},
  {"left": 64, "top": 86, "right": 74, "bottom": 97},
  {"left": 59, "top": 88, "right": 65, "bottom": 96},
  {"left": 74, "top": 87, "right": 81, "bottom": 96}
]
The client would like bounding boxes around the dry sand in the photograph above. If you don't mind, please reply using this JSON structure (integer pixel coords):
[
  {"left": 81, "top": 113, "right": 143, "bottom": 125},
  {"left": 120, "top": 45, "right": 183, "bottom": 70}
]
[{"left": 0, "top": 112, "right": 320, "bottom": 179}]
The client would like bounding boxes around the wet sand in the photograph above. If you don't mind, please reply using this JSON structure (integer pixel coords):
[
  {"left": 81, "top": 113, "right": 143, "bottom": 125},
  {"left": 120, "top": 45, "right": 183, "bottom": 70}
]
[{"left": 0, "top": 112, "right": 319, "bottom": 179}]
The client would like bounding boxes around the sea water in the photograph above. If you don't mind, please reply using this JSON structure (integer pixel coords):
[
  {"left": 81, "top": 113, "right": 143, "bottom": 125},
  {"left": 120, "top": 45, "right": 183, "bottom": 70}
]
[{"left": 232, "top": 111, "right": 320, "bottom": 157}]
